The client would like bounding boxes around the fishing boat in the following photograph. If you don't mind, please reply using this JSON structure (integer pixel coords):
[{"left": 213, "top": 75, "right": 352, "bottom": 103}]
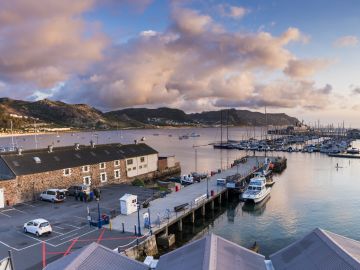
[{"left": 241, "top": 176, "right": 271, "bottom": 203}]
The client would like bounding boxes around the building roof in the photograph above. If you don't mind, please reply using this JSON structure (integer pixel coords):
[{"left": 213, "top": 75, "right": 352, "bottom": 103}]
[
  {"left": 44, "top": 242, "right": 149, "bottom": 270},
  {"left": 0, "top": 143, "right": 158, "bottom": 178},
  {"left": 270, "top": 228, "right": 360, "bottom": 270},
  {"left": 156, "top": 234, "right": 267, "bottom": 270}
]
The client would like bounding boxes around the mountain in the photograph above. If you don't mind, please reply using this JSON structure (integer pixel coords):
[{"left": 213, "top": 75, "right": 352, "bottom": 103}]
[
  {"left": 0, "top": 98, "right": 299, "bottom": 130},
  {"left": 190, "top": 109, "right": 299, "bottom": 126},
  {"left": 0, "top": 98, "right": 139, "bottom": 129}
]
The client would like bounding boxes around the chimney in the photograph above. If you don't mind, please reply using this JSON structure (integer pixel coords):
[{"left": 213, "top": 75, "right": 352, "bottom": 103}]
[
  {"left": 48, "top": 145, "right": 53, "bottom": 153},
  {"left": 17, "top": 147, "right": 22, "bottom": 156},
  {"left": 75, "top": 143, "right": 80, "bottom": 150},
  {"left": 90, "top": 140, "right": 95, "bottom": 148}
]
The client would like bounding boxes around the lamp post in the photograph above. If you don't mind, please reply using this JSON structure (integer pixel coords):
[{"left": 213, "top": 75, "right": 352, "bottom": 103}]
[
  {"left": 137, "top": 204, "right": 141, "bottom": 236},
  {"left": 206, "top": 176, "right": 209, "bottom": 199},
  {"left": 97, "top": 198, "right": 102, "bottom": 229}
]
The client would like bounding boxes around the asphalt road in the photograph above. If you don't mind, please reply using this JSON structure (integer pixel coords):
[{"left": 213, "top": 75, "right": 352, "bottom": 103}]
[{"left": 0, "top": 184, "right": 155, "bottom": 270}]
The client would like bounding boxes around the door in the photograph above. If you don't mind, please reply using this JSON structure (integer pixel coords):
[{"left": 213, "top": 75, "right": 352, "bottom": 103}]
[{"left": 0, "top": 189, "right": 4, "bottom": 208}]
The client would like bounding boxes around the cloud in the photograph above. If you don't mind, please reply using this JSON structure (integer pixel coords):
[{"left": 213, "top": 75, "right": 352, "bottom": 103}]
[
  {"left": 0, "top": 0, "right": 108, "bottom": 92},
  {"left": 351, "top": 87, "right": 360, "bottom": 95},
  {"left": 0, "top": 3, "right": 332, "bottom": 113},
  {"left": 218, "top": 4, "right": 248, "bottom": 19},
  {"left": 214, "top": 81, "right": 332, "bottom": 110},
  {"left": 284, "top": 59, "right": 330, "bottom": 78},
  {"left": 334, "top": 35, "right": 359, "bottom": 47}
]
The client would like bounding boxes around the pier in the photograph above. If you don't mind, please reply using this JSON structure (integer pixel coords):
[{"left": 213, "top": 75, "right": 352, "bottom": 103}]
[{"left": 110, "top": 156, "right": 284, "bottom": 255}]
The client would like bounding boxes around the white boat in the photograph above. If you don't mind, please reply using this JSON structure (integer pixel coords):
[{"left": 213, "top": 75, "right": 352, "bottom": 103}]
[
  {"left": 241, "top": 176, "right": 271, "bottom": 203},
  {"left": 347, "top": 148, "right": 360, "bottom": 154}
]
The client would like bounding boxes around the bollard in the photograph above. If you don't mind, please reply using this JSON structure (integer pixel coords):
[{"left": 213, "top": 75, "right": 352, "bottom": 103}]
[
  {"left": 122, "top": 222, "right": 125, "bottom": 233},
  {"left": 134, "top": 225, "right": 137, "bottom": 236},
  {"left": 109, "top": 220, "right": 112, "bottom": 231}
]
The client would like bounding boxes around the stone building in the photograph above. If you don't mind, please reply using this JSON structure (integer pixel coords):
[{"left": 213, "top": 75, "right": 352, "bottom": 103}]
[{"left": 0, "top": 143, "right": 160, "bottom": 207}]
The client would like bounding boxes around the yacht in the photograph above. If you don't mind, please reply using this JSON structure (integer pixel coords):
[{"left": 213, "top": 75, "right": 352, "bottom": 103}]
[{"left": 241, "top": 176, "right": 271, "bottom": 203}]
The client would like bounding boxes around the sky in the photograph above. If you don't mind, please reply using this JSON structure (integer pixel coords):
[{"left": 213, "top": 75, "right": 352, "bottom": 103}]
[{"left": 0, "top": 0, "right": 360, "bottom": 127}]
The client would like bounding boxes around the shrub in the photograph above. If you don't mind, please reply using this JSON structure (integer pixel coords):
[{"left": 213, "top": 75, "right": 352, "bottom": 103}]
[{"left": 132, "top": 178, "right": 145, "bottom": 187}]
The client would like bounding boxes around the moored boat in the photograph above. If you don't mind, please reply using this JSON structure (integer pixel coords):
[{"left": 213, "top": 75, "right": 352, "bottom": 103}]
[{"left": 241, "top": 176, "right": 271, "bottom": 203}]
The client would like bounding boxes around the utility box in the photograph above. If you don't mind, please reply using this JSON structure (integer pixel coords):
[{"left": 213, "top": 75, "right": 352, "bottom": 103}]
[{"left": 119, "top": 194, "right": 138, "bottom": 215}]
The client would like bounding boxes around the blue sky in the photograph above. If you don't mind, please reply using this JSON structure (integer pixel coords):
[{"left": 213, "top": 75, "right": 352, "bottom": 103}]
[{"left": 0, "top": 0, "right": 359, "bottom": 126}]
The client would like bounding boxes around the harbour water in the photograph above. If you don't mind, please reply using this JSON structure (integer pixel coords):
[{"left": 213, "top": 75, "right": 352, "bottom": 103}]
[{"left": 1, "top": 127, "right": 360, "bottom": 256}]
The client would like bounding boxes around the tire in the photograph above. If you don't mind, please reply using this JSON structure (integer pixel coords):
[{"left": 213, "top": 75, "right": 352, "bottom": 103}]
[
  {"left": 36, "top": 231, "right": 40, "bottom": 237},
  {"left": 24, "top": 228, "right": 27, "bottom": 233}
]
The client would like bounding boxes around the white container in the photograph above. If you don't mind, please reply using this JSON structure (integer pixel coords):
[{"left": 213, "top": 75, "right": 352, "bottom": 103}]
[{"left": 119, "top": 194, "right": 138, "bottom": 215}]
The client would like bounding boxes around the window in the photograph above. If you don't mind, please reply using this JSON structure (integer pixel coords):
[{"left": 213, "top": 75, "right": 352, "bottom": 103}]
[
  {"left": 114, "top": 169, "right": 120, "bottom": 179},
  {"left": 140, "top": 157, "right": 145, "bottom": 163},
  {"left": 63, "top": 168, "right": 71, "bottom": 176},
  {"left": 127, "top": 159, "right": 133, "bottom": 165},
  {"left": 83, "top": 176, "right": 91, "bottom": 185},
  {"left": 114, "top": 160, "right": 120, "bottom": 167},
  {"left": 133, "top": 167, "right": 136, "bottom": 170},
  {"left": 99, "top": 162, "right": 106, "bottom": 169},
  {"left": 100, "top": 172, "right": 107, "bottom": 183},
  {"left": 139, "top": 165, "right": 142, "bottom": 169},
  {"left": 128, "top": 168, "right": 131, "bottom": 171},
  {"left": 144, "top": 164, "right": 147, "bottom": 168},
  {"left": 82, "top": 165, "right": 90, "bottom": 173}
]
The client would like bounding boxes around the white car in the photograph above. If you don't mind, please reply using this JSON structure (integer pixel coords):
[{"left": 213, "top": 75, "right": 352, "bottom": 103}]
[
  {"left": 40, "top": 189, "right": 65, "bottom": 202},
  {"left": 24, "top": 219, "right": 52, "bottom": 237}
]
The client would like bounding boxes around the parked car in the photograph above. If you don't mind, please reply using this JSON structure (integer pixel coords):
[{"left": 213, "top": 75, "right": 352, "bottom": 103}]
[
  {"left": 67, "top": 185, "right": 90, "bottom": 196},
  {"left": 39, "top": 189, "right": 65, "bottom": 202},
  {"left": 23, "top": 218, "right": 52, "bottom": 237}
]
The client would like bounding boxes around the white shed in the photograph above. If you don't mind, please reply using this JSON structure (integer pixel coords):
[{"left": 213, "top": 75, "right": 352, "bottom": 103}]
[{"left": 119, "top": 194, "right": 138, "bottom": 215}]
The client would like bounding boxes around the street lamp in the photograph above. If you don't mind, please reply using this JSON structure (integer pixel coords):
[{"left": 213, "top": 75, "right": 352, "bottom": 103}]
[
  {"left": 97, "top": 198, "right": 102, "bottom": 229},
  {"left": 206, "top": 176, "right": 209, "bottom": 199},
  {"left": 137, "top": 203, "right": 141, "bottom": 236}
]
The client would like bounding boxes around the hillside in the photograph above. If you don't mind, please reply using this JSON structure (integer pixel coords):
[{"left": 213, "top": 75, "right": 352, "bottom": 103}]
[
  {"left": 190, "top": 109, "right": 299, "bottom": 126},
  {"left": 0, "top": 98, "right": 299, "bottom": 130}
]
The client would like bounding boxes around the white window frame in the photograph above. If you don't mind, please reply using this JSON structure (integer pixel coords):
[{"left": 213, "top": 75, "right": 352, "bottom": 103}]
[
  {"left": 114, "top": 160, "right": 120, "bottom": 167},
  {"left": 63, "top": 168, "right": 71, "bottom": 176},
  {"left": 100, "top": 172, "right": 107, "bottom": 183},
  {"left": 114, "top": 169, "right": 120, "bottom": 179},
  {"left": 83, "top": 176, "right": 91, "bottom": 185},
  {"left": 140, "top": 156, "right": 145, "bottom": 163},
  {"left": 99, "top": 162, "right": 106, "bottom": 169},
  {"left": 82, "top": 165, "right": 90, "bottom": 173}
]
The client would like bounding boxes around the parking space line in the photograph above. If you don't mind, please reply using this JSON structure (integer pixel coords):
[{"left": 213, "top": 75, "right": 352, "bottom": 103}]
[
  {"left": 0, "top": 212, "right": 11, "bottom": 217},
  {"left": 51, "top": 231, "right": 64, "bottom": 236},
  {"left": 17, "top": 242, "right": 41, "bottom": 251},
  {"left": 53, "top": 225, "right": 65, "bottom": 229},
  {"left": 0, "top": 240, "right": 18, "bottom": 251},
  {"left": 60, "top": 233, "right": 79, "bottom": 241},
  {"left": 1, "top": 209, "right": 15, "bottom": 212},
  {"left": 66, "top": 224, "right": 81, "bottom": 229},
  {"left": 20, "top": 232, "right": 43, "bottom": 243},
  {"left": 18, "top": 202, "right": 36, "bottom": 208},
  {"left": 54, "top": 228, "right": 98, "bottom": 247},
  {"left": 11, "top": 207, "right": 27, "bottom": 214}
]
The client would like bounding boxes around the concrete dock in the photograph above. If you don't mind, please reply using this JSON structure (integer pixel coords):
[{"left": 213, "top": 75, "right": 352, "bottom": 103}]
[{"left": 110, "top": 156, "right": 274, "bottom": 239}]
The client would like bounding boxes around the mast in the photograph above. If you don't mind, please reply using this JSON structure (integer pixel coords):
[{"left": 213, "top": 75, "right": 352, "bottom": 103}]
[
  {"left": 265, "top": 106, "right": 267, "bottom": 157},
  {"left": 220, "top": 110, "right": 223, "bottom": 146},
  {"left": 10, "top": 119, "right": 14, "bottom": 149},
  {"left": 34, "top": 120, "right": 38, "bottom": 149},
  {"left": 226, "top": 109, "right": 229, "bottom": 143}
]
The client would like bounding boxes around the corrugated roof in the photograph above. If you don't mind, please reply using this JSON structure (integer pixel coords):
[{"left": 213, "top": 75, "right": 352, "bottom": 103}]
[
  {"left": 156, "top": 234, "right": 267, "bottom": 270},
  {"left": 44, "top": 242, "right": 149, "bottom": 270},
  {"left": 270, "top": 228, "right": 360, "bottom": 270},
  {"left": 0, "top": 143, "right": 158, "bottom": 177}
]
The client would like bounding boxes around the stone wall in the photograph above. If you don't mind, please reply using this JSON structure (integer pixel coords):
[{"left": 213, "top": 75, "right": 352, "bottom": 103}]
[
  {"left": 123, "top": 235, "right": 158, "bottom": 260},
  {"left": 1, "top": 159, "right": 180, "bottom": 206}
]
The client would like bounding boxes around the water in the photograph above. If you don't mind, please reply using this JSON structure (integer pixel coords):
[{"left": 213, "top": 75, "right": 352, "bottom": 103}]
[{"left": 1, "top": 127, "right": 360, "bottom": 256}]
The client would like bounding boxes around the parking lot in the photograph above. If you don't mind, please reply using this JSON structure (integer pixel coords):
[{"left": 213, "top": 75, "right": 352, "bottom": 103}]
[{"left": 0, "top": 184, "right": 155, "bottom": 270}]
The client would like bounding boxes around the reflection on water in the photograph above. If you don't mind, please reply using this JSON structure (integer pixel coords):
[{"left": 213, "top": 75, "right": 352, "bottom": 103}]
[
  {"left": 241, "top": 195, "right": 271, "bottom": 216},
  {"left": 1, "top": 128, "right": 360, "bottom": 256}
]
